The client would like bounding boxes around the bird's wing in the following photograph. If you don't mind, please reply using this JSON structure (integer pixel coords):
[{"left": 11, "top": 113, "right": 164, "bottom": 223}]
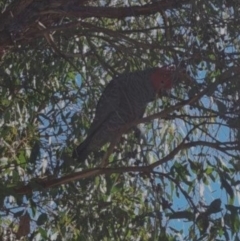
[{"left": 87, "top": 78, "right": 121, "bottom": 136}]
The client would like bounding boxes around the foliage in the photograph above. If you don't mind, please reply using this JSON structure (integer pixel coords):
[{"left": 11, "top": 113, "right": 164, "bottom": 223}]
[{"left": 0, "top": 0, "right": 240, "bottom": 240}]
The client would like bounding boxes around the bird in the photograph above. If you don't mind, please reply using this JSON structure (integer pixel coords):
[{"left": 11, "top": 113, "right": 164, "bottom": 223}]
[{"left": 72, "top": 66, "right": 176, "bottom": 162}]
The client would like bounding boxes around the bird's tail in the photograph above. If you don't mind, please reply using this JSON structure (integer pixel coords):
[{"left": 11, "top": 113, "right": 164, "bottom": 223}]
[{"left": 72, "top": 139, "right": 91, "bottom": 162}]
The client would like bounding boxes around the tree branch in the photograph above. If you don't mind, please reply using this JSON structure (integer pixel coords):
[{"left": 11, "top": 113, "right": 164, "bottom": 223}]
[
  {"left": 14, "top": 136, "right": 238, "bottom": 195},
  {"left": 40, "top": 1, "right": 189, "bottom": 19}
]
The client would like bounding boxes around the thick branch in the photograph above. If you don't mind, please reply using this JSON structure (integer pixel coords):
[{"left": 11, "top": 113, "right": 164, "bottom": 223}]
[
  {"left": 14, "top": 137, "right": 238, "bottom": 195},
  {"left": 40, "top": 1, "right": 189, "bottom": 19}
]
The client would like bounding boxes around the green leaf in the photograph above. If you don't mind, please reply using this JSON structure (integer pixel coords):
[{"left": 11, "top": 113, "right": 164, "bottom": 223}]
[
  {"left": 221, "top": 177, "right": 234, "bottom": 199},
  {"left": 205, "top": 199, "right": 222, "bottom": 215},
  {"left": 215, "top": 100, "right": 227, "bottom": 114},
  {"left": 38, "top": 227, "right": 48, "bottom": 239},
  {"left": 37, "top": 213, "right": 48, "bottom": 226},
  {"left": 168, "top": 211, "right": 194, "bottom": 220}
]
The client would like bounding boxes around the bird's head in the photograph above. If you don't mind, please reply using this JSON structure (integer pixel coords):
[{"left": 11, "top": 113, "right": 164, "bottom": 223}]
[{"left": 150, "top": 66, "right": 176, "bottom": 95}]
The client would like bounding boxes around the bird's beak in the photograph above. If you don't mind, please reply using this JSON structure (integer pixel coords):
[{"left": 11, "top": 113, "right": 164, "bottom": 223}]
[{"left": 173, "top": 68, "right": 193, "bottom": 86}]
